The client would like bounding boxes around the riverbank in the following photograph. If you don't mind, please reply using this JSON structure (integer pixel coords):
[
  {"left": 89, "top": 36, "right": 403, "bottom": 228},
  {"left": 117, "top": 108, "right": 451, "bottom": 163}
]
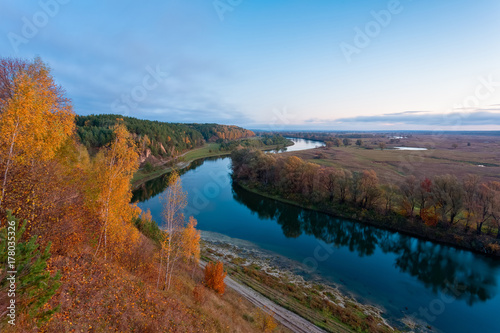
[
  {"left": 200, "top": 231, "right": 405, "bottom": 333},
  {"left": 132, "top": 140, "right": 294, "bottom": 188},
  {"left": 234, "top": 181, "right": 500, "bottom": 258}
]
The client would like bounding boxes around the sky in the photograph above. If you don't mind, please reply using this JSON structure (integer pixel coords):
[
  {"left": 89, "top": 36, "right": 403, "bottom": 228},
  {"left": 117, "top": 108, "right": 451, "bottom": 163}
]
[{"left": 1, "top": 0, "right": 500, "bottom": 131}]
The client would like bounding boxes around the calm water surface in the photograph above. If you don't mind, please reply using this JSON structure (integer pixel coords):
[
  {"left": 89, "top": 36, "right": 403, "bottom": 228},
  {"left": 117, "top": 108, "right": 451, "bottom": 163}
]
[
  {"left": 134, "top": 139, "right": 500, "bottom": 333},
  {"left": 394, "top": 147, "right": 428, "bottom": 151}
]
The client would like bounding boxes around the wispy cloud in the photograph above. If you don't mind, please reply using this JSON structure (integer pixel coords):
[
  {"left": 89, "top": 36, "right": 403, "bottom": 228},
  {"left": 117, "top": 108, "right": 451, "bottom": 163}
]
[{"left": 332, "top": 110, "right": 500, "bottom": 126}]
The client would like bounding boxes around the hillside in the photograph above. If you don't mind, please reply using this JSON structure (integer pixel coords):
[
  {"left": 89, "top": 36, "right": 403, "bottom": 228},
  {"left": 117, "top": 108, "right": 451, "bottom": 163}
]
[
  {"left": 76, "top": 114, "right": 255, "bottom": 161},
  {"left": 0, "top": 58, "right": 287, "bottom": 332}
]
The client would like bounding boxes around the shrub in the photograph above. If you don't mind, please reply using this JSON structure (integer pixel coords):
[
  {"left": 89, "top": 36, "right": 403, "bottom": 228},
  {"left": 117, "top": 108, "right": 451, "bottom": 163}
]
[
  {"left": 262, "top": 312, "right": 278, "bottom": 332},
  {"left": 255, "top": 309, "right": 278, "bottom": 332},
  {"left": 487, "top": 243, "right": 500, "bottom": 254},
  {"left": 143, "top": 161, "right": 155, "bottom": 172},
  {"left": 204, "top": 261, "right": 227, "bottom": 295},
  {"left": 134, "top": 215, "right": 163, "bottom": 245},
  {"left": 193, "top": 284, "right": 207, "bottom": 304}
]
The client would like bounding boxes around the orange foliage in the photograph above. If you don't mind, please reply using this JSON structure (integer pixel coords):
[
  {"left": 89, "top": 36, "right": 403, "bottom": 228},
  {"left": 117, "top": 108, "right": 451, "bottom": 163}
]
[
  {"left": 0, "top": 57, "right": 78, "bottom": 247},
  {"left": 141, "top": 208, "right": 153, "bottom": 222},
  {"left": 400, "top": 200, "right": 413, "bottom": 217},
  {"left": 204, "top": 261, "right": 227, "bottom": 295},
  {"left": 0, "top": 57, "right": 276, "bottom": 332},
  {"left": 421, "top": 208, "right": 438, "bottom": 227},
  {"left": 182, "top": 216, "right": 201, "bottom": 264},
  {"left": 85, "top": 121, "right": 140, "bottom": 260},
  {"left": 158, "top": 171, "right": 187, "bottom": 290},
  {"left": 262, "top": 312, "right": 278, "bottom": 332}
]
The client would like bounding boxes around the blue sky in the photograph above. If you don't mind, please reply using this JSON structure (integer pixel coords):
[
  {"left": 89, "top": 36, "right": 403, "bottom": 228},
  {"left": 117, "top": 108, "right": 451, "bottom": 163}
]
[{"left": 1, "top": 0, "right": 500, "bottom": 130}]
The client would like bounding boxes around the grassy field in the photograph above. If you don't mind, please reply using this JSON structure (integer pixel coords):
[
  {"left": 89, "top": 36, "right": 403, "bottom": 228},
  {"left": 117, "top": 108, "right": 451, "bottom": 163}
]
[
  {"left": 287, "top": 134, "right": 500, "bottom": 184},
  {"left": 180, "top": 143, "right": 228, "bottom": 161}
]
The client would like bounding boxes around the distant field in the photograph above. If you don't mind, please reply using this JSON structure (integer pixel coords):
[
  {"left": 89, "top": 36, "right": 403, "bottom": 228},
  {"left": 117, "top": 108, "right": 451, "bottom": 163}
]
[
  {"left": 286, "top": 134, "right": 500, "bottom": 184},
  {"left": 180, "top": 143, "right": 227, "bottom": 161}
]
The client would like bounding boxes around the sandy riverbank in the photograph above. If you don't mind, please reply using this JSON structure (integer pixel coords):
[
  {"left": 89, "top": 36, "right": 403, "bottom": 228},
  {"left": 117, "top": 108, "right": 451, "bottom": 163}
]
[{"left": 200, "top": 231, "right": 408, "bottom": 333}]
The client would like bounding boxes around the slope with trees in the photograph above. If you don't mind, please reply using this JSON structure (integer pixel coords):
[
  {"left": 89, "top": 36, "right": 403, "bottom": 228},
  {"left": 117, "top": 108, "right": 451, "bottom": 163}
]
[
  {"left": 0, "top": 57, "right": 287, "bottom": 332},
  {"left": 76, "top": 114, "right": 256, "bottom": 160}
]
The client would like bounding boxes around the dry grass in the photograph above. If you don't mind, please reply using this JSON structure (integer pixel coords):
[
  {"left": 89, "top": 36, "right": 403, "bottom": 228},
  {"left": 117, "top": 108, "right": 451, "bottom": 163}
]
[
  {"left": 289, "top": 134, "right": 500, "bottom": 184},
  {"left": 4, "top": 242, "right": 290, "bottom": 333}
]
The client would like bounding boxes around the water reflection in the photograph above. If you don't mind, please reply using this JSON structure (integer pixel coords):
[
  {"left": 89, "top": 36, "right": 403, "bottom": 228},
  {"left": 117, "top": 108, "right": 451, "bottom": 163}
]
[
  {"left": 132, "top": 158, "right": 210, "bottom": 202},
  {"left": 231, "top": 182, "right": 500, "bottom": 304}
]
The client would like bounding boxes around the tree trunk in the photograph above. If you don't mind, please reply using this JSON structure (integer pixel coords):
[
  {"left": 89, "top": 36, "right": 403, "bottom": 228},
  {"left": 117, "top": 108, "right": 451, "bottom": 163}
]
[
  {"left": 157, "top": 245, "right": 164, "bottom": 289},
  {"left": 477, "top": 222, "right": 483, "bottom": 235},
  {"left": 0, "top": 120, "right": 19, "bottom": 208}
]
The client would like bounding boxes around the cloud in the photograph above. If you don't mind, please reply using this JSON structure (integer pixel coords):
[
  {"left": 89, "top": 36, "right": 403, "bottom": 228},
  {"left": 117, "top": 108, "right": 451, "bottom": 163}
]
[{"left": 332, "top": 110, "right": 500, "bottom": 126}]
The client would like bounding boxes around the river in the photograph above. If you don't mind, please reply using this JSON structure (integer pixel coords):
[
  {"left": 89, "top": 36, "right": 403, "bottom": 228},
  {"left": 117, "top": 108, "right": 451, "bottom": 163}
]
[{"left": 133, "top": 138, "right": 500, "bottom": 333}]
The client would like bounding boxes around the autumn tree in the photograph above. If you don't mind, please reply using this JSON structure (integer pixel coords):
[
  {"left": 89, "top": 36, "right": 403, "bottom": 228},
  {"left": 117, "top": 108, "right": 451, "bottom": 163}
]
[
  {"left": 460, "top": 176, "right": 497, "bottom": 234},
  {"left": 350, "top": 171, "right": 362, "bottom": 205},
  {"left": 417, "top": 178, "right": 433, "bottom": 220},
  {"left": 336, "top": 169, "right": 352, "bottom": 203},
  {"left": 256, "top": 309, "right": 278, "bottom": 332},
  {"left": 0, "top": 57, "right": 83, "bottom": 253},
  {"left": 489, "top": 182, "right": 500, "bottom": 239},
  {"left": 0, "top": 57, "right": 74, "bottom": 210},
  {"left": 475, "top": 183, "right": 495, "bottom": 234},
  {"left": 142, "top": 208, "right": 153, "bottom": 223},
  {"left": 88, "top": 121, "right": 140, "bottom": 260},
  {"left": 253, "top": 152, "right": 277, "bottom": 186},
  {"left": 400, "top": 175, "right": 418, "bottom": 217},
  {"left": 359, "top": 170, "right": 380, "bottom": 209},
  {"left": 462, "top": 174, "right": 481, "bottom": 231},
  {"left": 279, "top": 156, "right": 304, "bottom": 195},
  {"left": 321, "top": 167, "right": 339, "bottom": 203},
  {"left": 204, "top": 261, "right": 227, "bottom": 295},
  {"left": 182, "top": 216, "right": 201, "bottom": 276},
  {"left": 158, "top": 171, "right": 187, "bottom": 290},
  {"left": 300, "top": 162, "right": 321, "bottom": 200},
  {"left": 381, "top": 184, "right": 398, "bottom": 214},
  {"left": 432, "top": 175, "right": 464, "bottom": 226}
]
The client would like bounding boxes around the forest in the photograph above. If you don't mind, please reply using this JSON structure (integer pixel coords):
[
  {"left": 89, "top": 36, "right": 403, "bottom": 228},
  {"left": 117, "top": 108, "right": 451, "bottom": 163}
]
[
  {"left": 218, "top": 135, "right": 291, "bottom": 152},
  {"left": 76, "top": 114, "right": 255, "bottom": 158},
  {"left": 231, "top": 148, "right": 500, "bottom": 255}
]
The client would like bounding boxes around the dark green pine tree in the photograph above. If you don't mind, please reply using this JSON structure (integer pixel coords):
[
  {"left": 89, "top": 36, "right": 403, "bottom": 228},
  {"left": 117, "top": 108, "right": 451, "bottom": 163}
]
[{"left": 1, "top": 210, "right": 61, "bottom": 326}]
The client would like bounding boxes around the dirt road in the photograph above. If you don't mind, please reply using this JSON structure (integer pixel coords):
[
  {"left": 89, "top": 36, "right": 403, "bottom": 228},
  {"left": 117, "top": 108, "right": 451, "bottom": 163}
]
[{"left": 200, "top": 261, "right": 340, "bottom": 333}]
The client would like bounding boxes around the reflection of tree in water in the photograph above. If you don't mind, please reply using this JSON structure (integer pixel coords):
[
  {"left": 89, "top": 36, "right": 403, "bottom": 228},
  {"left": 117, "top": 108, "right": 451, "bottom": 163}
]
[
  {"left": 232, "top": 183, "right": 383, "bottom": 256},
  {"left": 379, "top": 236, "right": 499, "bottom": 305},
  {"left": 232, "top": 182, "right": 500, "bottom": 304},
  {"left": 132, "top": 158, "right": 213, "bottom": 202}
]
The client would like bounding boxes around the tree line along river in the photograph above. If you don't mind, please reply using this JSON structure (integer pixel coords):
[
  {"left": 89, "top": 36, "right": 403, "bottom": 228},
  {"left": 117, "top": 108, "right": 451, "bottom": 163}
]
[{"left": 133, "top": 138, "right": 500, "bottom": 333}]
